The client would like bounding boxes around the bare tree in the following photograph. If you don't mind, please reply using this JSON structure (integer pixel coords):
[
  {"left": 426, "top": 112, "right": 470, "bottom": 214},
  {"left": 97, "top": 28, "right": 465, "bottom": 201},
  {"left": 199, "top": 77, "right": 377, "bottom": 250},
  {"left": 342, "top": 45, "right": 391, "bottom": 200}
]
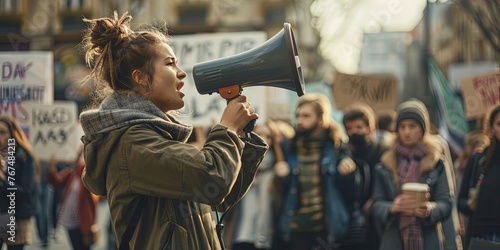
[{"left": 455, "top": 0, "right": 500, "bottom": 53}]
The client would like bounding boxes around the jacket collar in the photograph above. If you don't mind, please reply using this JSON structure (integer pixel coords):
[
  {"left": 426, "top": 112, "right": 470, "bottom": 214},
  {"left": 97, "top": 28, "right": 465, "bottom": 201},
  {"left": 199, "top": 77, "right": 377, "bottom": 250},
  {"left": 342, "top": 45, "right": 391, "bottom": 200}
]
[
  {"left": 80, "top": 91, "right": 192, "bottom": 142},
  {"left": 380, "top": 137, "right": 441, "bottom": 179}
]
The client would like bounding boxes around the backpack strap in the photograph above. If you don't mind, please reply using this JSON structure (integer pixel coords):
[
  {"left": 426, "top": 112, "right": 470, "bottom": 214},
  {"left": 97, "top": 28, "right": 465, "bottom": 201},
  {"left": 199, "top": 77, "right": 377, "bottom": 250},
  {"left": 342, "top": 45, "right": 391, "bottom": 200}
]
[
  {"left": 360, "top": 161, "right": 371, "bottom": 201},
  {"left": 347, "top": 159, "right": 370, "bottom": 208}
]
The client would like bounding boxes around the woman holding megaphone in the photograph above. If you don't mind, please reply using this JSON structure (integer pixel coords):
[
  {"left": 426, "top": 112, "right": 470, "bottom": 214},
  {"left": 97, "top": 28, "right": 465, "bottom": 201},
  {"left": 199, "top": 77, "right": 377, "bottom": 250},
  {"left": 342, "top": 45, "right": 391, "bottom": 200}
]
[{"left": 78, "top": 11, "right": 268, "bottom": 250}]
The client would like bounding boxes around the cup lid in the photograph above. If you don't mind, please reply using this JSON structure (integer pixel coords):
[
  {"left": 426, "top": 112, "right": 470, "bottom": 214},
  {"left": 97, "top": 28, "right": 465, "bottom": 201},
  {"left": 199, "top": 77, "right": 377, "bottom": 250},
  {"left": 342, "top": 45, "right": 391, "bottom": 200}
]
[{"left": 402, "top": 182, "right": 430, "bottom": 192}]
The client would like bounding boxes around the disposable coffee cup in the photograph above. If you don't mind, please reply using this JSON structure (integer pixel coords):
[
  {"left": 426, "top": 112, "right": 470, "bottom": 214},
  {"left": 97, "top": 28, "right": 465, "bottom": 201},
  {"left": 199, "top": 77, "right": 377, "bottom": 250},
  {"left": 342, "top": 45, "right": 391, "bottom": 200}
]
[
  {"left": 468, "top": 188, "right": 478, "bottom": 201},
  {"left": 402, "top": 182, "right": 430, "bottom": 207}
]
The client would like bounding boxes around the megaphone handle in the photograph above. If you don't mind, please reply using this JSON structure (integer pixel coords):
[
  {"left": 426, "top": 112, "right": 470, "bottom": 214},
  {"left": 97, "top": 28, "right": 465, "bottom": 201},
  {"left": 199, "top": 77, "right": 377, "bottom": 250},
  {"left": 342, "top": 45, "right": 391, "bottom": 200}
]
[
  {"left": 243, "top": 119, "right": 256, "bottom": 134},
  {"left": 220, "top": 85, "right": 255, "bottom": 139}
]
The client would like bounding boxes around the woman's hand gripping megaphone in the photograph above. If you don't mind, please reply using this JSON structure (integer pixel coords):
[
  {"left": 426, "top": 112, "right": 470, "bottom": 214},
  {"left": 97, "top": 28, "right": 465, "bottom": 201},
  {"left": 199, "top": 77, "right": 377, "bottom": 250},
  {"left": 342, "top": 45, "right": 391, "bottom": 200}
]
[{"left": 220, "top": 95, "right": 259, "bottom": 139}]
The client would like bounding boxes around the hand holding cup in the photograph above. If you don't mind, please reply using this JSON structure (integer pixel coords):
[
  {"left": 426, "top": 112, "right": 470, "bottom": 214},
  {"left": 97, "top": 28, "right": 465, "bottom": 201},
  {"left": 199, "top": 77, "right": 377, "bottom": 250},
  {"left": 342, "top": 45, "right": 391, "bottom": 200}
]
[{"left": 402, "top": 182, "right": 431, "bottom": 218}]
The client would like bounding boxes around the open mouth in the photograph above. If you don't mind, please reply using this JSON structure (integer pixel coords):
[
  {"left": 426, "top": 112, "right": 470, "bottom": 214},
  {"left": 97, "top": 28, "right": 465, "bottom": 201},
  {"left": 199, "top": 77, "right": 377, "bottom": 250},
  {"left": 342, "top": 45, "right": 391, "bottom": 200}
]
[{"left": 176, "top": 82, "right": 184, "bottom": 91}]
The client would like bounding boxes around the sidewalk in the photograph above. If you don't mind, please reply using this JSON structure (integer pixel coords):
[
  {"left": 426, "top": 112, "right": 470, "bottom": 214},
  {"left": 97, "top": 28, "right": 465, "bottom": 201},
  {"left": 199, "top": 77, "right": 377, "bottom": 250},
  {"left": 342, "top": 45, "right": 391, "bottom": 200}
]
[{"left": 6, "top": 200, "right": 114, "bottom": 250}]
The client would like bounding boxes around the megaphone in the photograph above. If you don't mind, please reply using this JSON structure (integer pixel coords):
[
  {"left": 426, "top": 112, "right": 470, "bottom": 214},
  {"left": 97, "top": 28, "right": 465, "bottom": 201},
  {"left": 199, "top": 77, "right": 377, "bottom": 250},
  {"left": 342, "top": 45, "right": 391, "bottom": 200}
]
[{"left": 193, "top": 23, "right": 305, "bottom": 133}]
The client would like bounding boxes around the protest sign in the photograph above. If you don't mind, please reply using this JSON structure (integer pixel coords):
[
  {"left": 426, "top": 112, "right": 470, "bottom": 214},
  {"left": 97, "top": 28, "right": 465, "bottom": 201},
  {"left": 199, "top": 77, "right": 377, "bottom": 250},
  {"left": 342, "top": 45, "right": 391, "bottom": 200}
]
[
  {"left": 461, "top": 70, "right": 500, "bottom": 119},
  {"left": 170, "top": 31, "right": 269, "bottom": 126},
  {"left": 332, "top": 72, "right": 398, "bottom": 111},
  {"left": 24, "top": 101, "right": 83, "bottom": 162},
  {"left": 0, "top": 51, "right": 53, "bottom": 125},
  {"left": 448, "top": 62, "right": 498, "bottom": 92}
]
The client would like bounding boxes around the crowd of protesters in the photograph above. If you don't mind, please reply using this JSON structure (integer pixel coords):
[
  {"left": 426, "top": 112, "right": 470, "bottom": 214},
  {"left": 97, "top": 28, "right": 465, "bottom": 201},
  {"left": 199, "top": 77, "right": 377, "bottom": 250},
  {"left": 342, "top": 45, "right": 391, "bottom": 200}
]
[{"left": 4, "top": 94, "right": 499, "bottom": 250}]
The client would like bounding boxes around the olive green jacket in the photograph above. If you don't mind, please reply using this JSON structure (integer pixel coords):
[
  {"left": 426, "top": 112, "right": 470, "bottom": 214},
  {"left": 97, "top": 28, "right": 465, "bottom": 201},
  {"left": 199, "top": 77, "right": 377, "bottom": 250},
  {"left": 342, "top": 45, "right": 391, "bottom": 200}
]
[
  {"left": 81, "top": 123, "right": 268, "bottom": 250},
  {"left": 79, "top": 92, "right": 267, "bottom": 249}
]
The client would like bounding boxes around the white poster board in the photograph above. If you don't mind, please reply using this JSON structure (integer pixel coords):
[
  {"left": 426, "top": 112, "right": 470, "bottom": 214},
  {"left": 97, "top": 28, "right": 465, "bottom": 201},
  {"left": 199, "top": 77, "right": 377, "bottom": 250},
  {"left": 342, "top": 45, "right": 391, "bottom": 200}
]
[
  {"left": 170, "top": 32, "right": 269, "bottom": 126},
  {"left": 0, "top": 51, "right": 54, "bottom": 126},
  {"left": 24, "top": 101, "right": 83, "bottom": 162},
  {"left": 448, "top": 62, "right": 498, "bottom": 92}
]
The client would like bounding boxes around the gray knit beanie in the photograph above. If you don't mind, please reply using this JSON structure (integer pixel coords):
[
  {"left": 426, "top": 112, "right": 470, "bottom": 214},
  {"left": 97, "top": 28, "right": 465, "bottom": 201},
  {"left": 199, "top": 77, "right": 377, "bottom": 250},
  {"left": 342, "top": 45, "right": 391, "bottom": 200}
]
[{"left": 396, "top": 99, "right": 428, "bottom": 133}]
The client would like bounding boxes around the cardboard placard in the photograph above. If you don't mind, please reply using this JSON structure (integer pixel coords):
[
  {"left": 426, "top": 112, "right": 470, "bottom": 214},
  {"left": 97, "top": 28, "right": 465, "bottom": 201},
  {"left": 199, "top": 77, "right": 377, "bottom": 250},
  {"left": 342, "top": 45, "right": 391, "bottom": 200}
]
[
  {"left": 333, "top": 72, "right": 398, "bottom": 111},
  {"left": 461, "top": 70, "right": 500, "bottom": 119}
]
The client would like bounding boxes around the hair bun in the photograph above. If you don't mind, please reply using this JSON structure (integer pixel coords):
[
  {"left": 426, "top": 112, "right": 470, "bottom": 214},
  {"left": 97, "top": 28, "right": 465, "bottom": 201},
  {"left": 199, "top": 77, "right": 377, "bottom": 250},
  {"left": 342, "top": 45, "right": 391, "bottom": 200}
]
[{"left": 84, "top": 11, "right": 133, "bottom": 51}]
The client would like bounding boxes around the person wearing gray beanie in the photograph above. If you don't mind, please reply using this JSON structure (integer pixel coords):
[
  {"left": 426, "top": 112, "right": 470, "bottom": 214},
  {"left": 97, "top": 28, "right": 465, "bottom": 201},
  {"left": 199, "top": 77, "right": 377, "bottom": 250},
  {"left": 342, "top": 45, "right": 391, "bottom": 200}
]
[
  {"left": 372, "top": 98, "right": 462, "bottom": 250},
  {"left": 396, "top": 99, "right": 428, "bottom": 134}
]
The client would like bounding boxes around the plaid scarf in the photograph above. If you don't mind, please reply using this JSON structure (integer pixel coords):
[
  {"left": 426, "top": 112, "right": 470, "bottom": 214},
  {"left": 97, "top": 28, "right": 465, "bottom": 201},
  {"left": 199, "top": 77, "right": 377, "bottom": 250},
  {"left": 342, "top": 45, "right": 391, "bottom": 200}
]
[
  {"left": 79, "top": 91, "right": 192, "bottom": 142},
  {"left": 394, "top": 140, "right": 428, "bottom": 250}
]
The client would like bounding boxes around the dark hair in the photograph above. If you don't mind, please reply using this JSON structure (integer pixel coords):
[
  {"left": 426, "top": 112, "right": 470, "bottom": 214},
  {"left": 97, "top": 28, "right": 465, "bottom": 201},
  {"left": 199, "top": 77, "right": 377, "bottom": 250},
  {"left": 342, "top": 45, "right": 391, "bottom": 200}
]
[
  {"left": 487, "top": 105, "right": 500, "bottom": 130},
  {"left": 343, "top": 109, "right": 367, "bottom": 125},
  {"left": 377, "top": 109, "right": 397, "bottom": 132},
  {"left": 481, "top": 105, "right": 500, "bottom": 174},
  {"left": 296, "top": 93, "right": 344, "bottom": 146},
  {"left": 80, "top": 11, "right": 170, "bottom": 105},
  {"left": 342, "top": 102, "right": 376, "bottom": 133}
]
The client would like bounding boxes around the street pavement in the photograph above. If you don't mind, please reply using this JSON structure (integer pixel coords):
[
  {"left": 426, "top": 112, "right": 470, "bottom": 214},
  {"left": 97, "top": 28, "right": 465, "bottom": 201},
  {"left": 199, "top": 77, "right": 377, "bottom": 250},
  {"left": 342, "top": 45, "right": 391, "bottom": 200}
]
[{"left": 9, "top": 200, "right": 114, "bottom": 250}]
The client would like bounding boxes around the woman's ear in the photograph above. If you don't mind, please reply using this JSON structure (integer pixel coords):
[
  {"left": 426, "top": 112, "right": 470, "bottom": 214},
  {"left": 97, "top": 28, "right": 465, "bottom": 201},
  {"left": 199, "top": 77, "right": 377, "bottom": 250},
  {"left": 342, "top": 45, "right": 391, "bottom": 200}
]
[{"left": 132, "top": 69, "right": 147, "bottom": 87}]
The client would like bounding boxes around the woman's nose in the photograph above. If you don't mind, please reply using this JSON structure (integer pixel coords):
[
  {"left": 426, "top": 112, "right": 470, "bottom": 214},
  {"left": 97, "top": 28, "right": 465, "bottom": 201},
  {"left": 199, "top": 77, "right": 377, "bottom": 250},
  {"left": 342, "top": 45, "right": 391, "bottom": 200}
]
[{"left": 177, "top": 68, "right": 187, "bottom": 79}]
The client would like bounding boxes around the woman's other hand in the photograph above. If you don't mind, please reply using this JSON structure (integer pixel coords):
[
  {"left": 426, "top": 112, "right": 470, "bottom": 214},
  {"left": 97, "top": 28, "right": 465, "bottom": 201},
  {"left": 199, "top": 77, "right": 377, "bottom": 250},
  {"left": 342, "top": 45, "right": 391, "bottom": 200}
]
[
  {"left": 390, "top": 194, "right": 415, "bottom": 216},
  {"left": 467, "top": 198, "right": 477, "bottom": 212},
  {"left": 414, "top": 201, "right": 432, "bottom": 218}
]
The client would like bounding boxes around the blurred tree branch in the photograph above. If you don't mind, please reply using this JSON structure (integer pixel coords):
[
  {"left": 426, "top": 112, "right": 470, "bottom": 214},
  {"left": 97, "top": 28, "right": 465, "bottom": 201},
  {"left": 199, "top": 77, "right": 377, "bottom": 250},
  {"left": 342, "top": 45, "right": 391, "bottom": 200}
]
[{"left": 455, "top": 0, "right": 500, "bottom": 53}]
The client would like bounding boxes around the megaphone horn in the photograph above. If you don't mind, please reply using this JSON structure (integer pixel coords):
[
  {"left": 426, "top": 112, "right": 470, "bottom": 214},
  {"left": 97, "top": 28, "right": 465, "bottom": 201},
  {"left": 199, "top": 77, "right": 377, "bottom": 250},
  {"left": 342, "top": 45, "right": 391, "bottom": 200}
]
[{"left": 193, "top": 22, "right": 305, "bottom": 99}]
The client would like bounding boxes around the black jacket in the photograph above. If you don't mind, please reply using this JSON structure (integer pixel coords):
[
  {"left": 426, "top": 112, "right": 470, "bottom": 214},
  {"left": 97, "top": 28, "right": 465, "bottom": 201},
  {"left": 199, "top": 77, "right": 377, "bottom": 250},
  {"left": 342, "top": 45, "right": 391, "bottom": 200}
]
[{"left": 0, "top": 147, "right": 38, "bottom": 219}]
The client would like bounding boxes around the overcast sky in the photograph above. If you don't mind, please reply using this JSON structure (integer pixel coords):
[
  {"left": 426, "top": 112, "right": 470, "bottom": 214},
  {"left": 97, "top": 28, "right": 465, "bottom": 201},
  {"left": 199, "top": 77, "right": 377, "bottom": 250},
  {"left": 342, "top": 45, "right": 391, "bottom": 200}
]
[{"left": 310, "top": 0, "right": 428, "bottom": 74}]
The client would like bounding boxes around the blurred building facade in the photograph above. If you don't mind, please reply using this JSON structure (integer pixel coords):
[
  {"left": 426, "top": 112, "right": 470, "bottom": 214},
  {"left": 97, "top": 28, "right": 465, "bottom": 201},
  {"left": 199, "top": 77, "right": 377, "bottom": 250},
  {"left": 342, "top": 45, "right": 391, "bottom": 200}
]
[
  {"left": 356, "top": 2, "right": 499, "bottom": 123},
  {"left": 430, "top": 2, "right": 499, "bottom": 78},
  {"left": 0, "top": 0, "right": 332, "bottom": 110},
  {"left": 2, "top": 0, "right": 498, "bottom": 116}
]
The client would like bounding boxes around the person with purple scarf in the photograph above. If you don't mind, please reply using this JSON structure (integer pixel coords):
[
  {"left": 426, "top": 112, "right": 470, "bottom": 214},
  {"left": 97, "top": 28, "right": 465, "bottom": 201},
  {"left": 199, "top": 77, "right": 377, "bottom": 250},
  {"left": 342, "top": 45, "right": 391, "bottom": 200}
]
[{"left": 371, "top": 99, "right": 453, "bottom": 250}]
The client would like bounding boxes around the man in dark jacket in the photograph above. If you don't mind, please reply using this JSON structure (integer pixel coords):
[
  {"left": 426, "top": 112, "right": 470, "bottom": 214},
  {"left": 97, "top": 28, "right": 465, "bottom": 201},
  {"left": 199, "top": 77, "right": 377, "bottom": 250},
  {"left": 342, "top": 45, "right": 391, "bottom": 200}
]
[{"left": 339, "top": 102, "right": 388, "bottom": 250}]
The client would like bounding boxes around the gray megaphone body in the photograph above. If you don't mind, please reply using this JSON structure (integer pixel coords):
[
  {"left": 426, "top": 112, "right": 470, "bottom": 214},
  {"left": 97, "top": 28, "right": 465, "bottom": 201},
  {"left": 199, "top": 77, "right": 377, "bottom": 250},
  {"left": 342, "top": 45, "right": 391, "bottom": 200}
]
[{"left": 192, "top": 22, "right": 305, "bottom": 134}]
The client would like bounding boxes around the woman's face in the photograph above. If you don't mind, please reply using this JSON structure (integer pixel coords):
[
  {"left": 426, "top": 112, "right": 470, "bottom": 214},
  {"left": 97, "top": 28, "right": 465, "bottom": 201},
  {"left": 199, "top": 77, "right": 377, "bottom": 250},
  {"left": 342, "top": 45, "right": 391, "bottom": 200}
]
[
  {"left": 147, "top": 42, "right": 187, "bottom": 112},
  {"left": 492, "top": 112, "right": 500, "bottom": 141},
  {"left": 0, "top": 122, "right": 11, "bottom": 151},
  {"left": 397, "top": 119, "right": 423, "bottom": 147}
]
